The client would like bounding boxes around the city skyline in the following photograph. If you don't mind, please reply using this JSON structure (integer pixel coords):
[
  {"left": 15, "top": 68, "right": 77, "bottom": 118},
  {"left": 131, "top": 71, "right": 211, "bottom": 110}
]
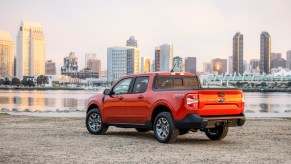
[{"left": 0, "top": 0, "right": 290, "bottom": 73}]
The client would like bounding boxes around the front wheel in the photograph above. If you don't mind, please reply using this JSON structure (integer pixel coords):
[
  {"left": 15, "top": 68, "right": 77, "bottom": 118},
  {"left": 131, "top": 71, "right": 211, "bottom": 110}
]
[
  {"left": 86, "top": 108, "right": 108, "bottom": 135},
  {"left": 153, "top": 112, "right": 179, "bottom": 143},
  {"left": 205, "top": 126, "right": 228, "bottom": 140}
]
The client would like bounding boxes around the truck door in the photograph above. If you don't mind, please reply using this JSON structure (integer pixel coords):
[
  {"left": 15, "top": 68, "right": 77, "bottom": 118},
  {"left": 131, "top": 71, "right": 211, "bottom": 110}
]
[
  {"left": 124, "top": 76, "right": 151, "bottom": 124},
  {"left": 102, "top": 77, "right": 133, "bottom": 123}
]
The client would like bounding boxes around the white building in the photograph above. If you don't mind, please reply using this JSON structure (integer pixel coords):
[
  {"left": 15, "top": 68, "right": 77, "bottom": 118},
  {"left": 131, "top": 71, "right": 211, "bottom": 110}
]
[
  {"left": 107, "top": 46, "right": 140, "bottom": 82},
  {"left": 16, "top": 21, "right": 45, "bottom": 78},
  {"left": 140, "top": 57, "right": 144, "bottom": 73},
  {"left": 0, "top": 31, "right": 14, "bottom": 77},
  {"left": 159, "top": 44, "right": 173, "bottom": 72}
]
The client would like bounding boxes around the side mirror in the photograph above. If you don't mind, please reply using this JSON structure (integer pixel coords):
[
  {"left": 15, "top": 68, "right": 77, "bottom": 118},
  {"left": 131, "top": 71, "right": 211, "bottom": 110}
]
[{"left": 103, "top": 89, "right": 111, "bottom": 95}]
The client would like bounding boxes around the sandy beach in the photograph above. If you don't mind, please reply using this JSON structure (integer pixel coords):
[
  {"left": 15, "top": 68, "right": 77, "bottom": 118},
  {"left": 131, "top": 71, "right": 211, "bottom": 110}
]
[{"left": 0, "top": 114, "right": 290, "bottom": 163}]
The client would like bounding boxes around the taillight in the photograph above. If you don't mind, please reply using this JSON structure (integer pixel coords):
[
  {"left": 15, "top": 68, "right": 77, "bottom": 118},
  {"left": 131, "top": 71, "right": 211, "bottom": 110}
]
[
  {"left": 241, "top": 93, "right": 245, "bottom": 108},
  {"left": 186, "top": 94, "right": 199, "bottom": 110}
]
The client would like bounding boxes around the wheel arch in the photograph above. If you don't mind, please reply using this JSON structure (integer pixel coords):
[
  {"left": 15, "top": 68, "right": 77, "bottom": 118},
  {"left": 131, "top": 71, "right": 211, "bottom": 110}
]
[
  {"left": 151, "top": 103, "right": 174, "bottom": 126},
  {"left": 86, "top": 101, "right": 100, "bottom": 113}
]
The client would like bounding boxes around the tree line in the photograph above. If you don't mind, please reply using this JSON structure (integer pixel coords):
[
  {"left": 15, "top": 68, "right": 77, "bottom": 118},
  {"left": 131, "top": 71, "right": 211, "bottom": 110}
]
[{"left": 0, "top": 75, "right": 49, "bottom": 87}]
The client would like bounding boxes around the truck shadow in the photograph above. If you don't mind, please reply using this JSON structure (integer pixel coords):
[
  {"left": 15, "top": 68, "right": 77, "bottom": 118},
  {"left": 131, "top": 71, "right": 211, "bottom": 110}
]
[{"left": 103, "top": 131, "right": 234, "bottom": 145}]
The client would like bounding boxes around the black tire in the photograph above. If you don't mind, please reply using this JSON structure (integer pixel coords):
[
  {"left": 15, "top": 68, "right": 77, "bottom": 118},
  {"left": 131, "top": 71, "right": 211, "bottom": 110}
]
[
  {"left": 86, "top": 108, "right": 108, "bottom": 135},
  {"left": 135, "top": 128, "right": 149, "bottom": 132},
  {"left": 153, "top": 112, "right": 179, "bottom": 143},
  {"left": 205, "top": 126, "right": 228, "bottom": 140}
]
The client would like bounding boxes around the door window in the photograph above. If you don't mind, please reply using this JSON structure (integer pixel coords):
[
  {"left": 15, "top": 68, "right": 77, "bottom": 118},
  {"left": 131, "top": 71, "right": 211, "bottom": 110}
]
[
  {"left": 133, "top": 76, "right": 149, "bottom": 93},
  {"left": 112, "top": 78, "right": 132, "bottom": 94}
]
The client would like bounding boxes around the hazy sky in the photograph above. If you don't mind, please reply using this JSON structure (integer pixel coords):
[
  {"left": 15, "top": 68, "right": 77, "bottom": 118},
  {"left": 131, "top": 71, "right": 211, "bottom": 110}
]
[{"left": 1, "top": 0, "right": 291, "bottom": 73}]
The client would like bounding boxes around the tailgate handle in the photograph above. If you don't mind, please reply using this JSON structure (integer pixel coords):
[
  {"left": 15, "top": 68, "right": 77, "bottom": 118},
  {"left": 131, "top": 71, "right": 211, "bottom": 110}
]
[{"left": 217, "top": 92, "right": 226, "bottom": 96}]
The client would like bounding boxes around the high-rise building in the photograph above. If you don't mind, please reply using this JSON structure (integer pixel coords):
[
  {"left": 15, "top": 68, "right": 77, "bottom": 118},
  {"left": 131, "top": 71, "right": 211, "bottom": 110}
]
[
  {"left": 45, "top": 60, "right": 56, "bottom": 75},
  {"left": 154, "top": 47, "right": 160, "bottom": 72},
  {"left": 127, "top": 47, "right": 140, "bottom": 74},
  {"left": 203, "top": 62, "right": 211, "bottom": 73},
  {"left": 144, "top": 58, "right": 150, "bottom": 73},
  {"left": 159, "top": 44, "right": 173, "bottom": 72},
  {"left": 228, "top": 56, "right": 233, "bottom": 74},
  {"left": 88, "top": 59, "right": 101, "bottom": 78},
  {"left": 211, "top": 58, "right": 227, "bottom": 75},
  {"left": 140, "top": 57, "right": 144, "bottom": 73},
  {"left": 286, "top": 50, "right": 291, "bottom": 70},
  {"left": 61, "top": 52, "right": 78, "bottom": 77},
  {"left": 154, "top": 44, "right": 173, "bottom": 72},
  {"left": 260, "top": 31, "right": 271, "bottom": 74},
  {"left": 85, "top": 53, "right": 97, "bottom": 68},
  {"left": 233, "top": 32, "right": 243, "bottom": 74},
  {"left": 126, "top": 36, "right": 138, "bottom": 48},
  {"left": 250, "top": 59, "right": 260, "bottom": 73},
  {"left": 172, "top": 56, "right": 183, "bottom": 72},
  {"left": 16, "top": 21, "right": 45, "bottom": 78},
  {"left": 107, "top": 46, "right": 139, "bottom": 82},
  {"left": 0, "top": 31, "right": 14, "bottom": 77},
  {"left": 184, "top": 57, "right": 196, "bottom": 73}
]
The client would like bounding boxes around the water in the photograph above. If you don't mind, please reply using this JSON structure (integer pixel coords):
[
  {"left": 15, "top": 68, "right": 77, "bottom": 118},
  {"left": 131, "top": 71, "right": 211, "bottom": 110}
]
[
  {"left": 0, "top": 90, "right": 97, "bottom": 112},
  {"left": 244, "top": 92, "right": 291, "bottom": 113},
  {"left": 0, "top": 90, "right": 291, "bottom": 114}
]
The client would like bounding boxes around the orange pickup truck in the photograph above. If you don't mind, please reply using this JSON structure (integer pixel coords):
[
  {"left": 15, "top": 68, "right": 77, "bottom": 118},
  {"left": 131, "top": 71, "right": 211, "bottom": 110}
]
[{"left": 86, "top": 72, "right": 245, "bottom": 143}]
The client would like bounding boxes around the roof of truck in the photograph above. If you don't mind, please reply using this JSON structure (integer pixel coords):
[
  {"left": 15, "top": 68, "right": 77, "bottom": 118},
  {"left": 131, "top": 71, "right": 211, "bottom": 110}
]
[{"left": 126, "top": 72, "right": 197, "bottom": 77}]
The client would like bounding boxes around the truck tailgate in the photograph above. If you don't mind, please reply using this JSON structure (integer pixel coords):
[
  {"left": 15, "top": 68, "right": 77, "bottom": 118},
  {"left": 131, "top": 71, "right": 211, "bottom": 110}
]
[{"left": 198, "top": 89, "right": 244, "bottom": 116}]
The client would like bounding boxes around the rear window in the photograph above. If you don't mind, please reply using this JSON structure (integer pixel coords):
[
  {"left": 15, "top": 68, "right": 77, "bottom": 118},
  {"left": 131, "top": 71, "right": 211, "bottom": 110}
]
[{"left": 154, "top": 76, "right": 200, "bottom": 90}]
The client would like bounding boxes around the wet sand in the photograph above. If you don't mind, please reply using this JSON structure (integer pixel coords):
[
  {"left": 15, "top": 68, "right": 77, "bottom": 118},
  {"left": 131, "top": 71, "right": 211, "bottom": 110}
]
[{"left": 0, "top": 114, "right": 290, "bottom": 163}]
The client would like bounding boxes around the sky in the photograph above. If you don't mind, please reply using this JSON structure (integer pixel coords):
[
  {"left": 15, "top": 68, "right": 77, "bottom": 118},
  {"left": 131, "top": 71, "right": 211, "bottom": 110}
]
[{"left": 0, "top": 0, "right": 291, "bottom": 73}]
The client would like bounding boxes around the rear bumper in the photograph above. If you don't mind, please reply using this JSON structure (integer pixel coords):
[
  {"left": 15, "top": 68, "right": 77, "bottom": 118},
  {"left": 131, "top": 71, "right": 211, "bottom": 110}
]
[{"left": 175, "top": 113, "right": 246, "bottom": 129}]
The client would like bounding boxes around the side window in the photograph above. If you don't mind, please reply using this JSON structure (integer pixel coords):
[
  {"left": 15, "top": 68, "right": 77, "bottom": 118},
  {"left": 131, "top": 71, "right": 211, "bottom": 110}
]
[
  {"left": 112, "top": 78, "right": 132, "bottom": 94},
  {"left": 133, "top": 76, "right": 149, "bottom": 93},
  {"left": 154, "top": 76, "right": 200, "bottom": 89},
  {"left": 155, "top": 77, "right": 173, "bottom": 88}
]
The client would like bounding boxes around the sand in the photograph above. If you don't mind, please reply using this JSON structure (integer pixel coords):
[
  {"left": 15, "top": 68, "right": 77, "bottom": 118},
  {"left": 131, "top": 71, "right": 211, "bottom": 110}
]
[{"left": 0, "top": 114, "right": 290, "bottom": 163}]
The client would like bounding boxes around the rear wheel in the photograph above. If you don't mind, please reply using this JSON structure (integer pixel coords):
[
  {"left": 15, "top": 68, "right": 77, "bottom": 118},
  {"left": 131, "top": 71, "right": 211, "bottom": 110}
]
[
  {"left": 86, "top": 108, "right": 108, "bottom": 135},
  {"left": 153, "top": 112, "right": 179, "bottom": 143},
  {"left": 135, "top": 128, "right": 149, "bottom": 132},
  {"left": 205, "top": 126, "right": 228, "bottom": 140}
]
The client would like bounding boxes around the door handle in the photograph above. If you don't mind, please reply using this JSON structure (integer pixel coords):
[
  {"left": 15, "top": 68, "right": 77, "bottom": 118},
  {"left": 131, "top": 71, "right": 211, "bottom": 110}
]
[
  {"left": 137, "top": 95, "right": 144, "bottom": 99},
  {"left": 118, "top": 96, "right": 124, "bottom": 100}
]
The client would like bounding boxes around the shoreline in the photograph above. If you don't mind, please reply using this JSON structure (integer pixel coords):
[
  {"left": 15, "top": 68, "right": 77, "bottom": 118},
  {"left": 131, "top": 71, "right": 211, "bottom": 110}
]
[
  {"left": 0, "top": 86, "right": 291, "bottom": 92},
  {"left": 0, "top": 86, "right": 85, "bottom": 90},
  {"left": 242, "top": 88, "right": 291, "bottom": 92},
  {"left": 1, "top": 111, "right": 291, "bottom": 118}
]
